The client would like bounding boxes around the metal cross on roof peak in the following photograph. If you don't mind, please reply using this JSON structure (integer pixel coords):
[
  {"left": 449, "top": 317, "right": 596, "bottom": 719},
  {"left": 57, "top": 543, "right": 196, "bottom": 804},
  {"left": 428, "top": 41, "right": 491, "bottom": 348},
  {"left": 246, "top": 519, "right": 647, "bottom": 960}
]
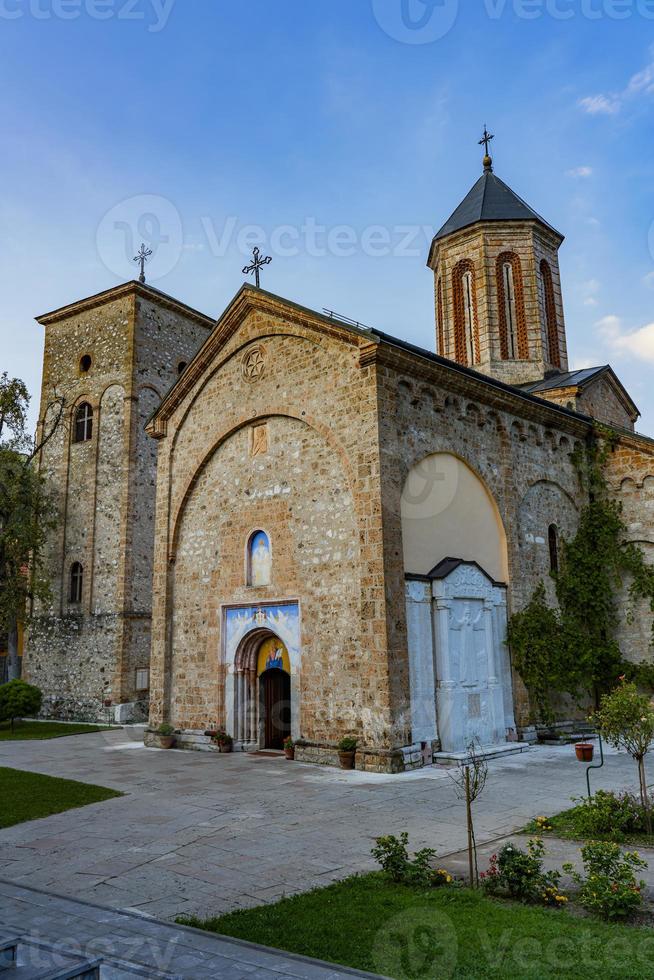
[
  {"left": 134, "top": 243, "right": 153, "bottom": 284},
  {"left": 243, "top": 246, "right": 272, "bottom": 289},
  {"left": 479, "top": 123, "right": 495, "bottom": 169}
]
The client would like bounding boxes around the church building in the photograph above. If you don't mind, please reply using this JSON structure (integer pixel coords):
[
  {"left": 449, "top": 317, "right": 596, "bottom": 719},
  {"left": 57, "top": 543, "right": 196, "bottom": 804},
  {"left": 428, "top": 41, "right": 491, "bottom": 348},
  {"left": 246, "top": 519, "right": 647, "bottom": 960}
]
[{"left": 24, "top": 146, "right": 654, "bottom": 771}]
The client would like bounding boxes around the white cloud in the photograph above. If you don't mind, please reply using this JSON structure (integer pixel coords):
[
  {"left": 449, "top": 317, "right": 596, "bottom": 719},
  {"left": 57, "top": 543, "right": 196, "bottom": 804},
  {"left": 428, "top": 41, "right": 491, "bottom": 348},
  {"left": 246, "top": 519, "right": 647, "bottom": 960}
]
[
  {"left": 579, "top": 55, "right": 654, "bottom": 117},
  {"left": 583, "top": 297, "right": 599, "bottom": 307},
  {"left": 642, "top": 271, "right": 654, "bottom": 289},
  {"left": 579, "top": 94, "right": 621, "bottom": 115},
  {"left": 566, "top": 166, "right": 593, "bottom": 178},
  {"left": 597, "top": 314, "right": 654, "bottom": 362},
  {"left": 626, "top": 63, "right": 654, "bottom": 96}
]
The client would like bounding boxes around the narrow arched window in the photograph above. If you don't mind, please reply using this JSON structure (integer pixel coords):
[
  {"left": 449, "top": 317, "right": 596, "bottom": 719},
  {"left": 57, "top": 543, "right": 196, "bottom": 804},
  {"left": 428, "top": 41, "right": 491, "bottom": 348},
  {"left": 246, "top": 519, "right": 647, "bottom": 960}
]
[
  {"left": 79, "top": 354, "right": 92, "bottom": 374},
  {"left": 70, "top": 562, "right": 83, "bottom": 603},
  {"left": 540, "top": 260, "right": 561, "bottom": 368},
  {"left": 453, "top": 260, "right": 478, "bottom": 366},
  {"left": 497, "top": 252, "right": 528, "bottom": 360},
  {"left": 548, "top": 524, "right": 559, "bottom": 573},
  {"left": 247, "top": 531, "right": 271, "bottom": 586},
  {"left": 73, "top": 403, "right": 93, "bottom": 443},
  {"left": 177, "top": 361, "right": 187, "bottom": 375},
  {"left": 436, "top": 277, "right": 445, "bottom": 356}
]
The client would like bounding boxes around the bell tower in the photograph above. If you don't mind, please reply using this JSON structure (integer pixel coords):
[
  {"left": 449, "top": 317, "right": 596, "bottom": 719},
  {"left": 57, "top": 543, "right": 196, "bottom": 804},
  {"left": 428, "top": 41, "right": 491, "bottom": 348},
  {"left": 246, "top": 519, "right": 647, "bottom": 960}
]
[{"left": 427, "top": 135, "right": 568, "bottom": 386}]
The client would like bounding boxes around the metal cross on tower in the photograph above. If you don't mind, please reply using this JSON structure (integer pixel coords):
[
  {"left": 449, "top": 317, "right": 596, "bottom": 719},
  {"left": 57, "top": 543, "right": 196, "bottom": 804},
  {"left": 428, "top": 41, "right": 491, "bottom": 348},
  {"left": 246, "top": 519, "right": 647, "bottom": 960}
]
[
  {"left": 242, "top": 246, "right": 272, "bottom": 289},
  {"left": 134, "top": 243, "right": 153, "bottom": 283},
  {"left": 479, "top": 126, "right": 495, "bottom": 171}
]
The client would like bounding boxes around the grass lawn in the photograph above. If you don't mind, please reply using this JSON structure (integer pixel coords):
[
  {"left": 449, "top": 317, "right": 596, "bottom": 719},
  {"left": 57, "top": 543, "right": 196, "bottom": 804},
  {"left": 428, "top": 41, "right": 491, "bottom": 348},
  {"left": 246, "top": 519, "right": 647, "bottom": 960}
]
[
  {"left": 525, "top": 809, "right": 654, "bottom": 847},
  {"left": 0, "top": 720, "right": 113, "bottom": 741},
  {"left": 180, "top": 873, "right": 654, "bottom": 979},
  {"left": 0, "top": 767, "right": 123, "bottom": 829}
]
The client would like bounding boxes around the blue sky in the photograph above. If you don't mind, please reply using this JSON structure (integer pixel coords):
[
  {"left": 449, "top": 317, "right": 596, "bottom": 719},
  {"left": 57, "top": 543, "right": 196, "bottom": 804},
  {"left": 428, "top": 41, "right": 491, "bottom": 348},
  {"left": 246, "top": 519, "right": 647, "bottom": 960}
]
[{"left": 2, "top": 1, "right": 654, "bottom": 430}]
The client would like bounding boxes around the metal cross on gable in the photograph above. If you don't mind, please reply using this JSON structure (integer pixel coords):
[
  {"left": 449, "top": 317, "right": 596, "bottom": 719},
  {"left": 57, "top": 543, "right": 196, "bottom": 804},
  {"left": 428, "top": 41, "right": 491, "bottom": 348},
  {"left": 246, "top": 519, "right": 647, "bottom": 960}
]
[
  {"left": 134, "top": 243, "right": 153, "bottom": 283},
  {"left": 242, "top": 246, "right": 272, "bottom": 289}
]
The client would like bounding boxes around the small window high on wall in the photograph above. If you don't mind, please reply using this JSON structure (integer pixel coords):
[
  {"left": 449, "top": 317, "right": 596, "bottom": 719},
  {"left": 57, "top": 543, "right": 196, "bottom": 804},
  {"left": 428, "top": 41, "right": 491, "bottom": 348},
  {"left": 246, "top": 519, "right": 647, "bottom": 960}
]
[
  {"left": 248, "top": 531, "right": 271, "bottom": 586},
  {"left": 73, "top": 403, "right": 93, "bottom": 443},
  {"left": 548, "top": 524, "right": 559, "bottom": 573},
  {"left": 70, "top": 562, "right": 83, "bottom": 603}
]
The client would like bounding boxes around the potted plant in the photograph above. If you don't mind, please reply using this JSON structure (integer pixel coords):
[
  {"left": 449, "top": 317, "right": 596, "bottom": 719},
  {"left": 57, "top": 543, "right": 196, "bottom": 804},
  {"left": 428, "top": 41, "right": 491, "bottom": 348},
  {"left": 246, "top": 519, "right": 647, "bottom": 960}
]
[
  {"left": 154, "top": 723, "right": 176, "bottom": 749},
  {"left": 284, "top": 736, "right": 295, "bottom": 760},
  {"left": 338, "top": 736, "right": 357, "bottom": 770},
  {"left": 575, "top": 742, "right": 594, "bottom": 762},
  {"left": 212, "top": 730, "right": 233, "bottom": 753}
]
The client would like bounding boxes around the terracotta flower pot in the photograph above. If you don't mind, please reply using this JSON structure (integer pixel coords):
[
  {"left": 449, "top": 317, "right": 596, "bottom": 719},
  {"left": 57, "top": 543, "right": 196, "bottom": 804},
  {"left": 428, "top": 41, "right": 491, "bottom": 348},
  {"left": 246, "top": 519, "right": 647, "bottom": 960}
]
[
  {"left": 575, "top": 743, "right": 594, "bottom": 762},
  {"left": 338, "top": 750, "right": 356, "bottom": 770},
  {"left": 156, "top": 735, "right": 175, "bottom": 750},
  {"left": 218, "top": 742, "right": 233, "bottom": 753},
  {"left": 284, "top": 747, "right": 295, "bottom": 760}
]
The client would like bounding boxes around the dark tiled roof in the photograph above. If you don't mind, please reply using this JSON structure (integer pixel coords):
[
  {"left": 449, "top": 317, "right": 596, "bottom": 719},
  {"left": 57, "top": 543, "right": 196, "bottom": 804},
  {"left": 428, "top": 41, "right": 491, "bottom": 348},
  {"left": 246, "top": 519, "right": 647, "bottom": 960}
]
[
  {"left": 434, "top": 170, "right": 562, "bottom": 241},
  {"left": 520, "top": 366, "right": 609, "bottom": 394}
]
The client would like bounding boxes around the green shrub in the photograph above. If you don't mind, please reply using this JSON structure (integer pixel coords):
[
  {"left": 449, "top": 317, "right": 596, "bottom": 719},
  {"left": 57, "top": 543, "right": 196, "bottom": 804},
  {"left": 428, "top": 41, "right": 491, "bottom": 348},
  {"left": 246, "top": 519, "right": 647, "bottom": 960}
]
[
  {"left": 481, "top": 838, "right": 566, "bottom": 906},
  {"left": 338, "top": 736, "right": 357, "bottom": 752},
  {"left": 371, "top": 833, "right": 437, "bottom": 888},
  {"left": 156, "top": 723, "right": 175, "bottom": 736},
  {"left": 565, "top": 790, "right": 646, "bottom": 841},
  {"left": 563, "top": 841, "right": 647, "bottom": 921},
  {"left": 0, "top": 680, "right": 42, "bottom": 730}
]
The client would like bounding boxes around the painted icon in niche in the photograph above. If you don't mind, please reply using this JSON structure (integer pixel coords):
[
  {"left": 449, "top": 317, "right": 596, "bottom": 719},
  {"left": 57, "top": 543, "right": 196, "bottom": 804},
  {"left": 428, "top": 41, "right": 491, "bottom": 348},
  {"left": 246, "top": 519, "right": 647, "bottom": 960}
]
[
  {"left": 249, "top": 530, "right": 272, "bottom": 586},
  {"left": 257, "top": 636, "right": 290, "bottom": 676}
]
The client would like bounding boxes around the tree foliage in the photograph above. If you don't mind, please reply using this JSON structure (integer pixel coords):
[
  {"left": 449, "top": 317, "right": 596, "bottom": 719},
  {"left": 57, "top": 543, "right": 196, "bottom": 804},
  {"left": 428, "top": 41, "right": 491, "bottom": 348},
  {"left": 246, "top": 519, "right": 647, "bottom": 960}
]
[
  {"left": 0, "top": 679, "right": 42, "bottom": 730},
  {"left": 508, "top": 432, "right": 654, "bottom": 721},
  {"left": 0, "top": 373, "right": 64, "bottom": 679},
  {"left": 592, "top": 680, "right": 654, "bottom": 833}
]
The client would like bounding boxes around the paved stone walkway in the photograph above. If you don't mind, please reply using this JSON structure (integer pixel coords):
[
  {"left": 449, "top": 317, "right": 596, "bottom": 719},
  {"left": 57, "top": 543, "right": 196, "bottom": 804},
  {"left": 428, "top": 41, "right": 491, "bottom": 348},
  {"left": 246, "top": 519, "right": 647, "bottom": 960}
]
[
  {"left": 0, "top": 726, "right": 640, "bottom": 921},
  {"left": 0, "top": 879, "right": 380, "bottom": 978}
]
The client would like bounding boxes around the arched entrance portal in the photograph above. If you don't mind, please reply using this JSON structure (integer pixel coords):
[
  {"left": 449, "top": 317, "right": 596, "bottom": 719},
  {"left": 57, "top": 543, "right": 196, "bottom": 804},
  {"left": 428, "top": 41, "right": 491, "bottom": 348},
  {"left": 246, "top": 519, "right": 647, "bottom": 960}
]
[{"left": 233, "top": 630, "right": 291, "bottom": 751}]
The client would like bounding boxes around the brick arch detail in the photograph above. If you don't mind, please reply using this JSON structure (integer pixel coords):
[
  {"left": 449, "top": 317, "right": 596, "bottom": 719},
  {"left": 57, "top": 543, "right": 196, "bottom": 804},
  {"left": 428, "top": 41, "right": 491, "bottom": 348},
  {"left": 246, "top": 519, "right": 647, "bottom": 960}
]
[
  {"left": 452, "top": 259, "right": 480, "bottom": 366},
  {"left": 496, "top": 251, "right": 529, "bottom": 360},
  {"left": 541, "top": 259, "right": 561, "bottom": 368},
  {"left": 436, "top": 277, "right": 445, "bottom": 356}
]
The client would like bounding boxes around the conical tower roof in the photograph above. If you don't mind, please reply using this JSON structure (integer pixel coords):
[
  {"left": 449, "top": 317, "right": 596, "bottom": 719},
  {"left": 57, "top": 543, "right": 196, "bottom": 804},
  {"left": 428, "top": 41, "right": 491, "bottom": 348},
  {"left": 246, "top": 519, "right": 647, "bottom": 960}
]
[{"left": 433, "top": 167, "right": 563, "bottom": 242}]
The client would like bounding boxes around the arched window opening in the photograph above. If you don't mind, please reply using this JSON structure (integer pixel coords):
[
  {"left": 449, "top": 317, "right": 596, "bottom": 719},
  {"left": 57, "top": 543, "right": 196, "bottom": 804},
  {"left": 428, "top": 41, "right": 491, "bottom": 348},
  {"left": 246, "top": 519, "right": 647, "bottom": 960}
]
[
  {"left": 73, "top": 403, "right": 93, "bottom": 443},
  {"left": 436, "top": 277, "right": 445, "bottom": 356},
  {"left": 70, "top": 562, "right": 83, "bottom": 603},
  {"left": 247, "top": 530, "right": 271, "bottom": 586},
  {"left": 497, "top": 252, "right": 528, "bottom": 360},
  {"left": 453, "top": 261, "right": 478, "bottom": 366},
  {"left": 79, "top": 354, "right": 92, "bottom": 374},
  {"left": 177, "top": 361, "right": 187, "bottom": 375},
  {"left": 548, "top": 524, "right": 559, "bottom": 573},
  {"left": 462, "top": 271, "right": 475, "bottom": 365},
  {"left": 502, "top": 262, "right": 518, "bottom": 358},
  {"left": 540, "top": 260, "right": 561, "bottom": 368}
]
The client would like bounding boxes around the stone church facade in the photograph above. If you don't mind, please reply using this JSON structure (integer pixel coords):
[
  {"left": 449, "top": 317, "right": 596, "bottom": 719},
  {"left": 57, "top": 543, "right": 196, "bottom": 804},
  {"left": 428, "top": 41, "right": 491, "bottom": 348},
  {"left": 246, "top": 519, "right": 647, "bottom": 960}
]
[{"left": 24, "top": 153, "right": 654, "bottom": 770}]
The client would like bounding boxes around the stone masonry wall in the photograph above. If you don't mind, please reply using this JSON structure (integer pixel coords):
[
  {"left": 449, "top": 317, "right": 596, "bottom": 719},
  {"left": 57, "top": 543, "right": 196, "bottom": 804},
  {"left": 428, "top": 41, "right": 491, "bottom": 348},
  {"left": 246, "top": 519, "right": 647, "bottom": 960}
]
[
  {"left": 24, "top": 285, "right": 212, "bottom": 720},
  {"left": 374, "top": 347, "right": 589, "bottom": 730},
  {"left": 430, "top": 221, "right": 567, "bottom": 385},
  {"left": 148, "top": 292, "right": 400, "bottom": 758}
]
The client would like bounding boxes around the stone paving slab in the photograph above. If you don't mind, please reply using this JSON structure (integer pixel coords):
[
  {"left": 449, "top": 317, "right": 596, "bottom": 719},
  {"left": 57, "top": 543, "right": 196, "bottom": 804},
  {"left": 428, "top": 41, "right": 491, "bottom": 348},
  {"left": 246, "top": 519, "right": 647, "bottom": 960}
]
[
  {"left": 0, "top": 725, "right": 641, "bottom": 921},
  {"left": 0, "top": 879, "right": 382, "bottom": 979}
]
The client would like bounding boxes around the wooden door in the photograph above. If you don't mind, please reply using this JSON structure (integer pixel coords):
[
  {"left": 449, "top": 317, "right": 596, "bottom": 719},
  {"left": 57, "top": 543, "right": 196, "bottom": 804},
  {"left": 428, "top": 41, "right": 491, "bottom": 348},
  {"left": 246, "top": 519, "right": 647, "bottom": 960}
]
[{"left": 262, "top": 668, "right": 291, "bottom": 749}]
